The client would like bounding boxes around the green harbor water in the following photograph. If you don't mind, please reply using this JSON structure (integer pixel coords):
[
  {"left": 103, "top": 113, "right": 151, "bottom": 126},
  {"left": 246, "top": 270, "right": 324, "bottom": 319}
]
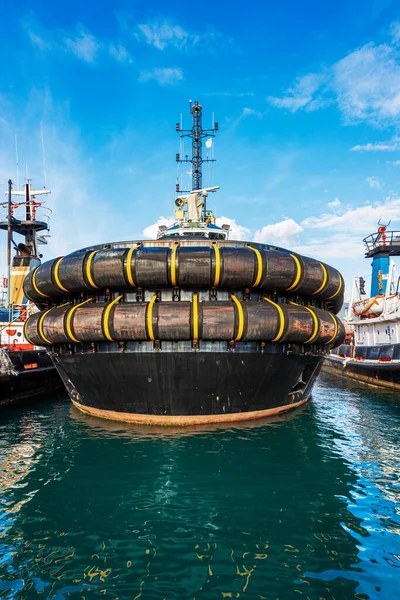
[{"left": 0, "top": 373, "right": 400, "bottom": 599}]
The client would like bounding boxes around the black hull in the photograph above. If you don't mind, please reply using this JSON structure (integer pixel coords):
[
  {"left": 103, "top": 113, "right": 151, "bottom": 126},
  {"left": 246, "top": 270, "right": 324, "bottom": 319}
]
[
  {"left": 0, "top": 349, "right": 63, "bottom": 407},
  {"left": 324, "top": 349, "right": 400, "bottom": 391},
  {"left": 52, "top": 349, "right": 324, "bottom": 425}
]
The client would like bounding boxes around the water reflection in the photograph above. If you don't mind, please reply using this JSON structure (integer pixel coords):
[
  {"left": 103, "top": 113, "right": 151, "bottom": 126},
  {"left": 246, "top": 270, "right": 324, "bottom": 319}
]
[
  {"left": 0, "top": 377, "right": 399, "bottom": 599},
  {"left": 308, "top": 373, "right": 400, "bottom": 598}
]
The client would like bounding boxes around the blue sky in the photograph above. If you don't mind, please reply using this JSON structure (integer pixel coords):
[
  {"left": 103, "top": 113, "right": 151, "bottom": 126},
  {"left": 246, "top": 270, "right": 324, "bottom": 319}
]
[{"left": 1, "top": 0, "right": 400, "bottom": 298}]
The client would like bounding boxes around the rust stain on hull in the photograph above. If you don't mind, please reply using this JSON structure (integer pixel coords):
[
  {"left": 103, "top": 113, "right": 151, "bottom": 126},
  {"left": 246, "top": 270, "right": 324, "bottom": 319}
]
[{"left": 72, "top": 396, "right": 310, "bottom": 426}]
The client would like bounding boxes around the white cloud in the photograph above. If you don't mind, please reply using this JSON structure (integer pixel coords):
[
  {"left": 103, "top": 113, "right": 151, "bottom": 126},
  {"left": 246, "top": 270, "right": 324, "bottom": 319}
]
[
  {"left": 327, "top": 197, "right": 341, "bottom": 208},
  {"left": 390, "top": 21, "right": 400, "bottom": 44},
  {"left": 302, "top": 197, "right": 400, "bottom": 233},
  {"left": 268, "top": 73, "right": 328, "bottom": 113},
  {"left": 22, "top": 17, "right": 50, "bottom": 50},
  {"left": 350, "top": 140, "right": 400, "bottom": 151},
  {"left": 27, "top": 31, "right": 49, "bottom": 50},
  {"left": 137, "top": 22, "right": 196, "bottom": 51},
  {"left": 229, "top": 107, "right": 265, "bottom": 129},
  {"left": 215, "top": 216, "right": 250, "bottom": 241},
  {"left": 204, "top": 91, "right": 255, "bottom": 98},
  {"left": 241, "top": 107, "right": 264, "bottom": 118},
  {"left": 142, "top": 216, "right": 175, "bottom": 239},
  {"left": 249, "top": 198, "right": 400, "bottom": 279},
  {"left": 134, "top": 20, "right": 227, "bottom": 53},
  {"left": 366, "top": 176, "right": 382, "bottom": 189},
  {"left": 290, "top": 196, "right": 400, "bottom": 285},
  {"left": 332, "top": 43, "right": 400, "bottom": 125},
  {"left": 393, "top": 160, "right": 400, "bottom": 165},
  {"left": 253, "top": 218, "right": 303, "bottom": 245},
  {"left": 24, "top": 17, "right": 133, "bottom": 66},
  {"left": 109, "top": 43, "right": 132, "bottom": 63},
  {"left": 139, "top": 67, "right": 183, "bottom": 86},
  {"left": 64, "top": 25, "right": 100, "bottom": 63},
  {"left": 291, "top": 235, "right": 363, "bottom": 260},
  {"left": 268, "top": 22, "right": 400, "bottom": 126}
]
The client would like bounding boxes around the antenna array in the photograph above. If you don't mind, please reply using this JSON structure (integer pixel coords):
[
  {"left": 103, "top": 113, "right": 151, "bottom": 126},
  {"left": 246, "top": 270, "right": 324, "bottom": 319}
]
[{"left": 175, "top": 100, "right": 218, "bottom": 193}]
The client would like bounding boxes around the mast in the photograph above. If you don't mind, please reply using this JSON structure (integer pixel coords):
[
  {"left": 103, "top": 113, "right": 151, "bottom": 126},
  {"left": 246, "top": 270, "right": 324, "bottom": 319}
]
[
  {"left": 7, "top": 180, "right": 12, "bottom": 306},
  {"left": 1, "top": 181, "right": 51, "bottom": 257},
  {"left": 0, "top": 181, "right": 51, "bottom": 307},
  {"left": 175, "top": 100, "right": 218, "bottom": 193},
  {"left": 163, "top": 100, "right": 223, "bottom": 237}
]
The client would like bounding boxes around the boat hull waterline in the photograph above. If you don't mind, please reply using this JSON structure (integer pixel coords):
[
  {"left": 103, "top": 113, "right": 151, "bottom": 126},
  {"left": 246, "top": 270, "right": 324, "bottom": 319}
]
[
  {"left": 54, "top": 349, "right": 322, "bottom": 425},
  {"left": 325, "top": 343, "right": 400, "bottom": 391},
  {"left": 0, "top": 349, "right": 62, "bottom": 407},
  {"left": 23, "top": 239, "right": 345, "bottom": 425}
]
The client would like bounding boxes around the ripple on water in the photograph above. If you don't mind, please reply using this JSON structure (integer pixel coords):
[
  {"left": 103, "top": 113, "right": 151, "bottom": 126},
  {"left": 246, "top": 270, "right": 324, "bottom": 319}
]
[{"left": 0, "top": 376, "right": 400, "bottom": 599}]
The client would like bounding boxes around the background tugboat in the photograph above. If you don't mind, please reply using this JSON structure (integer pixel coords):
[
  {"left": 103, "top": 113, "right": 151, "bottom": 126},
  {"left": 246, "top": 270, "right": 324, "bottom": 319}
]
[
  {"left": 325, "top": 223, "right": 400, "bottom": 389},
  {"left": 23, "top": 101, "right": 345, "bottom": 425},
  {"left": 0, "top": 179, "right": 62, "bottom": 406}
]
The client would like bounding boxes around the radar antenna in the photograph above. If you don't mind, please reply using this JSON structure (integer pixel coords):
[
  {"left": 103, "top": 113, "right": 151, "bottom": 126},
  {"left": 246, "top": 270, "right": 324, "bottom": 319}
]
[{"left": 175, "top": 100, "right": 218, "bottom": 193}]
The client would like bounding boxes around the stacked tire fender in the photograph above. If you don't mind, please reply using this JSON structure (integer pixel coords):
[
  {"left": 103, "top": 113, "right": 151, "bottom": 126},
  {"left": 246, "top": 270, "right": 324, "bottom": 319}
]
[{"left": 23, "top": 240, "right": 345, "bottom": 349}]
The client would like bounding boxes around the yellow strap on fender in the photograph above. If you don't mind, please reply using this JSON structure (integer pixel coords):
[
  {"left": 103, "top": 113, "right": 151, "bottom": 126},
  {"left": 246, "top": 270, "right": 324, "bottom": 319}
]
[
  {"left": 31, "top": 267, "right": 49, "bottom": 298},
  {"left": 286, "top": 254, "right": 302, "bottom": 292},
  {"left": 65, "top": 298, "right": 93, "bottom": 343},
  {"left": 38, "top": 308, "right": 53, "bottom": 345},
  {"left": 212, "top": 243, "right": 221, "bottom": 287},
  {"left": 53, "top": 257, "right": 69, "bottom": 293},
  {"left": 247, "top": 245, "right": 263, "bottom": 287},
  {"left": 231, "top": 294, "right": 244, "bottom": 341},
  {"left": 263, "top": 296, "right": 285, "bottom": 342},
  {"left": 312, "top": 263, "right": 328, "bottom": 295},
  {"left": 192, "top": 293, "right": 199, "bottom": 342},
  {"left": 103, "top": 295, "right": 123, "bottom": 342},
  {"left": 147, "top": 295, "right": 157, "bottom": 341},
  {"left": 327, "top": 313, "right": 339, "bottom": 344},
  {"left": 303, "top": 306, "right": 319, "bottom": 344},
  {"left": 327, "top": 273, "right": 343, "bottom": 299},
  {"left": 125, "top": 244, "right": 141, "bottom": 287},
  {"left": 85, "top": 251, "right": 100, "bottom": 289},
  {"left": 170, "top": 242, "right": 179, "bottom": 286}
]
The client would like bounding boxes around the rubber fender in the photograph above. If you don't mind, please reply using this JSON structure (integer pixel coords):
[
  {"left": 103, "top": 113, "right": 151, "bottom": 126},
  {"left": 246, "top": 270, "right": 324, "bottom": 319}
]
[
  {"left": 25, "top": 298, "right": 345, "bottom": 348},
  {"left": 23, "top": 243, "right": 344, "bottom": 310}
]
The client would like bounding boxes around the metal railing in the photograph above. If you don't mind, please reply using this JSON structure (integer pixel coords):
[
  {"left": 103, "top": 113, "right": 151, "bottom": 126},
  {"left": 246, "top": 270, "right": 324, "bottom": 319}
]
[
  {"left": 0, "top": 205, "right": 52, "bottom": 225},
  {"left": 363, "top": 230, "right": 400, "bottom": 253}
]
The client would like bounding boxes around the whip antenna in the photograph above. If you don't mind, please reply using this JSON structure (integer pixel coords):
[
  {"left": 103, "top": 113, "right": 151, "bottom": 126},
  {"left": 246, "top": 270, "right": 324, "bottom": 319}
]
[
  {"left": 15, "top": 135, "right": 19, "bottom": 188},
  {"left": 40, "top": 122, "right": 47, "bottom": 188}
]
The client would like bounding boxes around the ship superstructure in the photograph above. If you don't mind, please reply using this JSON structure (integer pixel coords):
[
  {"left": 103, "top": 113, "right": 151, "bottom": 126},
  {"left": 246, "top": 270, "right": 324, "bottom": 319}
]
[
  {"left": 325, "top": 224, "right": 400, "bottom": 389},
  {"left": 0, "top": 179, "right": 61, "bottom": 405},
  {"left": 160, "top": 101, "right": 227, "bottom": 241}
]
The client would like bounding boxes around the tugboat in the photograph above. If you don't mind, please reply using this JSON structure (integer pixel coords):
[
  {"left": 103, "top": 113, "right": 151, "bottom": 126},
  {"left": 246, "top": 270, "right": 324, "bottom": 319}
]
[
  {"left": 22, "top": 101, "right": 345, "bottom": 425},
  {"left": 325, "top": 223, "right": 400, "bottom": 390},
  {"left": 0, "top": 179, "right": 62, "bottom": 406}
]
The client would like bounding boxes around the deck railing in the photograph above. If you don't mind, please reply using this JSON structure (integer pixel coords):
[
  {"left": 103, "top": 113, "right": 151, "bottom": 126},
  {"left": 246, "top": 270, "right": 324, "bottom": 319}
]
[{"left": 363, "top": 230, "right": 400, "bottom": 253}]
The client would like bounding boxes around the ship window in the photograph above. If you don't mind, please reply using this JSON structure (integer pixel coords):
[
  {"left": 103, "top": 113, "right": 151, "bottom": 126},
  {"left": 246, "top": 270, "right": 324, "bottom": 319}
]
[{"left": 209, "top": 233, "right": 226, "bottom": 240}]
